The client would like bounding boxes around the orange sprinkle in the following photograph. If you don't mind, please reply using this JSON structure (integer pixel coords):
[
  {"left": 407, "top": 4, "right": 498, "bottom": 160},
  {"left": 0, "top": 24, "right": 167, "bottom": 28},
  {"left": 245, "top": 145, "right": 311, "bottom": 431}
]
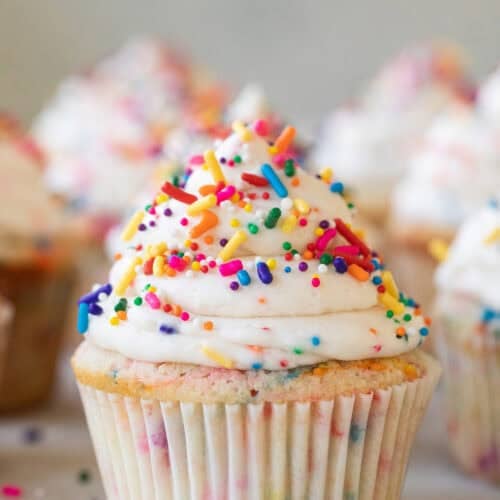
[
  {"left": 114, "top": 252, "right": 123, "bottom": 261},
  {"left": 190, "top": 210, "right": 219, "bottom": 238},
  {"left": 303, "top": 250, "right": 314, "bottom": 260},
  {"left": 203, "top": 321, "right": 214, "bottom": 331},
  {"left": 274, "top": 125, "right": 296, "bottom": 153},
  {"left": 238, "top": 200, "right": 246, "bottom": 208},
  {"left": 247, "top": 345, "right": 264, "bottom": 353},
  {"left": 348, "top": 264, "right": 370, "bottom": 282},
  {"left": 172, "top": 305, "right": 182, "bottom": 316},
  {"left": 199, "top": 184, "right": 217, "bottom": 196},
  {"left": 204, "top": 235, "right": 214, "bottom": 245},
  {"left": 312, "top": 366, "right": 329, "bottom": 376},
  {"left": 396, "top": 327, "right": 406, "bottom": 337},
  {"left": 182, "top": 255, "right": 191, "bottom": 264},
  {"left": 424, "top": 317, "right": 432, "bottom": 326},
  {"left": 414, "top": 307, "right": 422, "bottom": 316},
  {"left": 291, "top": 177, "right": 300, "bottom": 187},
  {"left": 369, "top": 328, "right": 378, "bottom": 336},
  {"left": 117, "top": 311, "right": 127, "bottom": 321},
  {"left": 165, "top": 266, "right": 177, "bottom": 277},
  {"left": 404, "top": 364, "right": 418, "bottom": 381},
  {"left": 258, "top": 297, "right": 267, "bottom": 304}
]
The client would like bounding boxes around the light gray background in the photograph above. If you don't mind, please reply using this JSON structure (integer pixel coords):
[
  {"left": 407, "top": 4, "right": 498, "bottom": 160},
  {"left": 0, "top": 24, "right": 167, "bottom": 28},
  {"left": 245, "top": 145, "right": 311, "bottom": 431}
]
[{"left": 1, "top": 0, "right": 500, "bottom": 130}]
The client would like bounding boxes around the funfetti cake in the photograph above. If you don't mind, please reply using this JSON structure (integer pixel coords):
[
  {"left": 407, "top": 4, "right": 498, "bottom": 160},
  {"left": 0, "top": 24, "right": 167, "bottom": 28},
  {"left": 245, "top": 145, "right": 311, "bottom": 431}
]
[{"left": 73, "top": 120, "right": 440, "bottom": 500}]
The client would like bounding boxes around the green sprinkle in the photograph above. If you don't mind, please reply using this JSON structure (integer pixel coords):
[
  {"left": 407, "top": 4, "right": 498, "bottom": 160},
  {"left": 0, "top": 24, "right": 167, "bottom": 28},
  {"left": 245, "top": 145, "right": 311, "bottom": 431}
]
[
  {"left": 233, "top": 155, "right": 242, "bottom": 163},
  {"left": 144, "top": 284, "right": 151, "bottom": 291},
  {"left": 282, "top": 241, "right": 292, "bottom": 251},
  {"left": 293, "top": 347, "right": 304, "bottom": 355},
  {"left": 134, "top": 297, "right": 143, "bottom": 306},
  {"left": 347, "top": 202, "right": 355, "bottom": 209},
  {"left": 403, "top": 313, "right": 412, "bottom": 322},
  {"left": 264, "top": 207, "right": 282, "bottom": 229},
  {"left": 172, "top": 175, "right": 180, "bottom": 187},
  {"left": 320, "top": 254, "right": 333, "bottom": 265},
  {"left": 78, "top": 469, "right": 91, "bottom": 483},
  {"left": 284, "top": 159, "right": 295, "bottom": 177},
  {"left": 144, "top": 204, "right": 152, "bottom": 211},
  {"left": 291, "top": 249, "right": 299, "bottom": 255},
  {"left": 114, "top": 298, "right": 127, "bottom": 312},
  {"left": 386, "top": 310, "right": 394, "bottom": 318},
  {"left": 248, "top": 223, "right": 259, "bottom": 234}
]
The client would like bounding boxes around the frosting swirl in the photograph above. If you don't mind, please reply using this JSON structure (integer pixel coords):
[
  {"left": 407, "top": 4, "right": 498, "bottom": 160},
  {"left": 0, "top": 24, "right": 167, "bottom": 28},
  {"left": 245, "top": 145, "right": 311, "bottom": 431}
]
[{"left": 81, "top": 122, "right": 430, "bottom": 370}]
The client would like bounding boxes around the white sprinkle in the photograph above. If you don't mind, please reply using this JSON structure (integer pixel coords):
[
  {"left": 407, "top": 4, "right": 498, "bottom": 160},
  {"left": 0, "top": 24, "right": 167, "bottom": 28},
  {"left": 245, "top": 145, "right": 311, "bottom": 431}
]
[
  {"left": 280, "top": 197, "right": 293, "bottom": 212},
  {"left": 185, "top": 270, "right": 194, "bottom": 278},
  {"left": 318, "top": 264, "right": 328, "bottom": 274},
  {"left": 293, "top": 253, "right": 301, "bottom": 261}
]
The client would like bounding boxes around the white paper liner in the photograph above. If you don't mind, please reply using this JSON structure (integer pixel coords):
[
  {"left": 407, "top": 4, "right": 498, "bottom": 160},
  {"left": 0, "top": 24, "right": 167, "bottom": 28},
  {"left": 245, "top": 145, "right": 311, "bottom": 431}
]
[
  {"left": 78, "top": 359, "right": 439, "bottom": 500},
  {"left": 438, "top": 330, "right": 500, "bottom": 483}
]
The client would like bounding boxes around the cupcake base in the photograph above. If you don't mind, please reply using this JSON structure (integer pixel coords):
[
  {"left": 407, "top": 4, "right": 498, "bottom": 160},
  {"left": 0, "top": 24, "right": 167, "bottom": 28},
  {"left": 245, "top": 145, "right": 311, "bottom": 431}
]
[
  {"left": 0, "top": 261, "right": 75, "bottom": 412},
  {"left": 74, "top": 343, "right": 440, "bottom": 499}
]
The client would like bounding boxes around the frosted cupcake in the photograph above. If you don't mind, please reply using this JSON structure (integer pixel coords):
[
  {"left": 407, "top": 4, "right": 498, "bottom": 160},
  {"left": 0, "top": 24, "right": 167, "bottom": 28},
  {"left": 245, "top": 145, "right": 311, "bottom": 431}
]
[
  {"left": 309, "top": 43, "right": 472, "bottom": 223},
  {"left": 387, "top": 106, "right": 500, "bottom": 311},
  {"left": 478, "top": 64, "right": 500, "bottom": 127},
  {"left": 0, "top": 116, "right": 76, "bottom": 411},
  {"left": 73, "top": 120, "right": 440, "bottom": 499},
  {"left": 434, "top": 199, "right": 500, "bottom": 483}
]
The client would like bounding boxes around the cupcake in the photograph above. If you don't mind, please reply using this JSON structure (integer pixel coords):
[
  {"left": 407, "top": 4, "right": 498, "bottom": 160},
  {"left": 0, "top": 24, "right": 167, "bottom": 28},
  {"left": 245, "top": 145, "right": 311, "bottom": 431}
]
[
  {"left": 478, "top": 64, "right": 500, "bottom": 127},
  {"left": 0, "top": 115, "right": 76, "bottom": 411},
  {"left": 309, "top": 42, "right": 473, "bottom": 224},
  {"left": 434, "top": 198, "right": 500, "bottom": 483},
  {"left": 73, "top": 120, "right": 440, "bottom": 499}
]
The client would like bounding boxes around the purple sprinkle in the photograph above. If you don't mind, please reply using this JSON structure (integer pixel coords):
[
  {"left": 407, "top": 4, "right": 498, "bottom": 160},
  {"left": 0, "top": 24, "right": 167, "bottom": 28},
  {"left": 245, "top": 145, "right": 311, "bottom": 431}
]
[
  {"left": 89, "top": 303, "right": 103, "bottom": 315},
  {"left": 230, "top": 281, "right": 239, "bottom": 291},
  {"left": 220, "top": 238, "right": 228, "bottom": 247},
  {"left": 149, "top": 220, "right": 156, "bottom": 227},
  {"left": 164, "top": 208, "right": 173, "bottom": 216},
  {"left": 78, "top": 283, "right": 112, "bottom": 305},
  {"left": 333, "top": 257, "right": 348, "bottom": 273},
  {"left": 220, "top": 157, "right": 226, "bottom": 164},
  {"left": 159, "top": 324, "right": 177, "bottom": 334},
  {"left": 23, "top": 426, "right": 43, "bottom": 444},
  {"left": 298, "top": 261, "right": 308, "bottom": 272},
  {"left": 319, "top": 220, "right": 330, "bottom": 229},
  {"left": 138, "top": 223, "right": 147, "bottom": 231}
]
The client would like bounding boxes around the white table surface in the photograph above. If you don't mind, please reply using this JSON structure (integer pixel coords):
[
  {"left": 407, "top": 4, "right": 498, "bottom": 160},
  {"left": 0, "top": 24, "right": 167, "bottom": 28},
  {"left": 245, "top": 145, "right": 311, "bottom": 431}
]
[{"left": 0, "top": 350, "right": 498, "bottom": 500}]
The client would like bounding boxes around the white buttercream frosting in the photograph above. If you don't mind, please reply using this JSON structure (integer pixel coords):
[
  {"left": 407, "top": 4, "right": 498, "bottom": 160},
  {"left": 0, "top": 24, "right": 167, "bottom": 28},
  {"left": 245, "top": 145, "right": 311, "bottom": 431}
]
[
  {"left": 392, "top": 107, "right": 500, "bottom": 230},
  {"left": 82, "top": 124, "right": 430, "bottom": 370},
  {"left": 435, "top": 200, "right": 500, "bottom": 309}
]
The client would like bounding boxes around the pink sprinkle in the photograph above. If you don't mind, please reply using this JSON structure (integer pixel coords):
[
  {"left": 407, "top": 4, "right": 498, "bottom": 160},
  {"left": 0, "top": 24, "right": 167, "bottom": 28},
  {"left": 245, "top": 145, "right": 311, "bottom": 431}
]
[
  {"left": 168, "top": 255, "right": 186, "bottom": 271},
  {"left": 216, "top": 185, "right": 236, "bottom": 204},
  {"left": 145, "top": 292, "right": 161, "bottom": 310},
  {"left": 373, "top": 344, "right": 382, "bottom": 352},
  {"left": 1, "top": 485, "right": 22, "bottom": 497},
  {"left": 316, "top": 228, "right": 337, "bottom": 251},
  {"left": 219, "top": 259, "right": 243, "bottom": 277},
  {"left": 180, "top": 217, "right": 189, "bottom": 226},
  {"left": 180, "top": 311, "right": 190, "bottom": 321},
  {"left": 334, "top": 245, "right": 359, "bottom": 255},
  {"left": 254, "top": 119, "right": 269, "bottom": 136},
  {"left": 272, "top": 153, "right": 288, "bottom": 167},
  {"left": 208, "top": 259, "right": 217, "bottom": 268},
  {"left": 190, "top": 155, "right": 204, "bottom": 165}
]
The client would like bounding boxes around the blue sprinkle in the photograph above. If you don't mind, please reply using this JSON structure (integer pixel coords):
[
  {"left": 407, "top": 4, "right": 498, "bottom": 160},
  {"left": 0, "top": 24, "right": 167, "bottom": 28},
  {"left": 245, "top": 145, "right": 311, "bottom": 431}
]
[
  {"left": 77, "top": 302, "right": 89, "bottom": 334},
  {"left": 261, "top": 163, "right": 288, "bottom": 198},
  {"left": 284, "top": 266, "right": 291, "bottom": 273},
  {"left": 257, "top": 261, "right": 273, "bottom": 284},
  {"left": 349, "top": 423, "right": 364, "bottom": 443},
  {"left": 251, "top": 362, "right": 263, "bottom": 370},
  {"left": 89, "top": 303, "right": 103, "bottom": 315},
  {"left": 419, "top": 327, "right": 429, "bottom": 337},
  {"left": 371, "top": 259, "right": 380, "bottom": 270},
  {"left": 329, "top": 181, "right": 344, "bottom": 194},
  {"left": 78, "top": 283, "right": 113, "bottom": 305},
  {"left": 481, "top": 308, "right": 496, "bottom": 323},
  {"left": 237, "top": 269, "right": 251, "bottom": 286},
  {"left": 372, "top": 276, "right": 382, "bottom": 285},
  {"left": 488, "top": 198, "right": 499, "bottom": 209},
  {"left": 311, "top": 336, "right": 321, "bottom": 346},
  {"left": 333, "top": 257, "right": 348, "bottom": 273},
  {"left": 159, "top": 324, "right": 177, "bottom": 334}
]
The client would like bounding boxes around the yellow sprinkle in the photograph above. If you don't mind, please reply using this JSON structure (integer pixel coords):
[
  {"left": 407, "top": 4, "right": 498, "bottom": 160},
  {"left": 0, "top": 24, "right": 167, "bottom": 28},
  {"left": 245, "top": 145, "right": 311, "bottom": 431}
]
[
  {"left": 381, "top": 271, "right": 399, "bottom": 299},
  {"left": 320, "top": 167, "right": 333, "bottom": 183},
  {"left": 268, "top": 145, "right": 278, "bottom": 155},
  {"left": 204, "top": 150, "right": 226, "bottom": 183},
  {"left": 115, "top": 257, "right": 141, "bottom": 295},
  {"left": 153, "top": 256, "right": 164, "bottom": 277},
  {"left": 155, "top": 193, "right": 169, "bottom": 204},
  {"left": 244, "top": 203, "right": 253, "bottom": 212},
  {"left": 230, "top": 193, "right": 241, "bottom": 203},
  {"left": 218, "top": 230, "right": 247, "bottom": 262},
  {"left": 230, "top": 218, "right": 240, "bottom": 227},
  {"left": 121, "top": 210, "right": 144, "bottom": 242},
  {"left": 354, "top": 228, "right": 366, "bottom": 240},
  {"left": 267, "top": 258, "right": 277, "bottom": 270},
  {"left": 187, "top": 193, "right": 217, "bottom": 216},
  {"left": 428, "top": 238, "right": 449, "bottom": 262},
  {"left": 201, "top": 345, "right": 234, "bottom": 369},
  {"left": 294, "top": 198, "right": 310, "bottom": 215},
  {"left": 109, "top": 316, "right": 120, "bottom": 326},
  {"left": 148, "top": 286, "right": 157, "bottom": 293},
  {"left": 484, "top": 227, "right": 500, "bottom": 245},
  {"left": 282, "top": 214, "right": 297, "bottom": 233},
  {"left": 191, "top": 261, "right": 201, "bottom": 271},
  {"left": 232, "top": 120, "right": 253, "bottom": 142},
  {"left": 379, "top": 292, "right": 405, "bottom": 315},
  {"left": 147, "top": 242, "right": 167, "bottom": 258},
  {"left": 314, "top": 227, "right": 324, "bottom": 237}
]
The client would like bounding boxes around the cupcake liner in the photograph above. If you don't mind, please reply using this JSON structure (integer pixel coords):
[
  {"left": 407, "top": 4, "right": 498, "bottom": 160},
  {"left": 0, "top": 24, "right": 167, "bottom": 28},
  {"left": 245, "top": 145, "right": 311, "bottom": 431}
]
[
  {"left": 0, "top": 262, "right": 75, "bottom": 411},
  {"left": 436, "top": 303, "right": 500, "bottom": 483},
  {"left": 78, "top": 356, "right": 440, "bottom": 499}
]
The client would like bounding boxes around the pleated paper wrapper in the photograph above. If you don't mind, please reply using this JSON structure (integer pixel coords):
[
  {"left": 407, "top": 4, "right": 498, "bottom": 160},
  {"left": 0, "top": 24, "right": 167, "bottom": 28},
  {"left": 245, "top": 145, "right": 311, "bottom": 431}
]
[{"left": 77, "top": 356, "right": 440, "bottom": 500}]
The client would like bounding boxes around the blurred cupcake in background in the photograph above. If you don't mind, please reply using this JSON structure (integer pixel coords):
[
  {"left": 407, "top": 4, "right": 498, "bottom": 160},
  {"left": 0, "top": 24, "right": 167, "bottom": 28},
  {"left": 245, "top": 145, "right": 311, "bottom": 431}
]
[
  {"left": 309, "top": 42, "right": 473, "bottom": 225},
  {"left": 387, "top": 105, "right": 500, "bottom": 310},
  {"left": 434, "top": 198, "right": 500, "bottom": 483},
  {"left": 73, "top": 120, "right": 439, "bottom": 499},
  {"left": 0, "top": 114, "right": 76, "bottom": 411},
  {"left": 0, "top": 296, "right": 12, "bottom": 387},
  {"left": 477, "top": 64, "right": 500, "bottom": 127}
]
